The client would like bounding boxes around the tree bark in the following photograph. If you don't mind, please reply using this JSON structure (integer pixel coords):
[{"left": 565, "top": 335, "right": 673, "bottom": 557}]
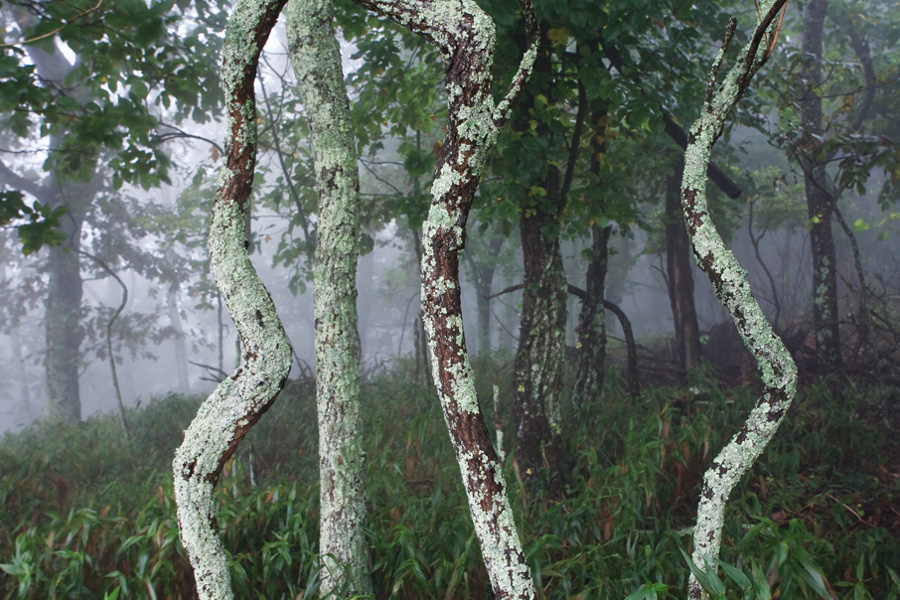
[
  {"left": 666, "top": 159, "right": 702, "bottom": 374},
  {"left": 513, "top": 189, "right": 567, "bottom": 499},
  {"left": 43, "top": 216, "right": 84, "bottom": 422},
  {"left": 799, "top": 0, "right": 842, "bottom": 369},
  {"left": 511, "top": 34, "right": 571, "bottom": 500},
  {"left": 286, "top": 0, "right": 372, "bottom": 595},
  {"left": 679, "top": 4, "right": 797, "bottom": 598},
  {"left": 352, "top": 1, "right": 538, "bottom": 596},
  {"left": 574, "top": 224, "right": 612, "bottom": 404},
  {"left": 172, "top": 2, "right": 292, "bottom": 598},
  {"left": 573, "top": 100, "right": 613, "bottom": 404}
]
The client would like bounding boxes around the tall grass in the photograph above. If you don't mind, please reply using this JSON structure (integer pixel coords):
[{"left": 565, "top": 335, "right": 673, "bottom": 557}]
[{"left": 1, "top": 360, "right": 897, "bottom": 599}]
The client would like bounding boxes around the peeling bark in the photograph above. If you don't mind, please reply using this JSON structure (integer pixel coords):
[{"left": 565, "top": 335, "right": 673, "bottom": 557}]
[
  {"left": 678, "top": 3, "right": 797, "bottom": 598},
  {"left": 285, "top": 0, "right": 372, "bottom": 595},
  {"left": 172, "top": 2, "right": 292, "bottom": 598},
  {"left": 351, "top": 0, "right": 538, "bottom": 597}
]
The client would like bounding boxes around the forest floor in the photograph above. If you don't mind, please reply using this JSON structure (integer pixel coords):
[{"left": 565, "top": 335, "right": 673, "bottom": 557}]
[{"left": 1, "top": 357, "right": 898, "bottom": 599}]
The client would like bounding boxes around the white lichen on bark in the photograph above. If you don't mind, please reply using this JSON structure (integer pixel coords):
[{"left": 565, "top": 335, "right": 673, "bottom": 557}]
[
  {"left": 350, "top": 0, "right": 538, "bottom": 597},
  {"left": 172, "top": 2, "right": 291, "bottom": 599},
  {"left": 285, "top": 0, "right": 372, "bottom": 596},
  {"left": 679, "top": 2, "right": 796, "bottom": 599}
]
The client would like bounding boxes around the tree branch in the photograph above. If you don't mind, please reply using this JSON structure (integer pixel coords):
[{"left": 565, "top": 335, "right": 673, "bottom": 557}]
[{"left": 0, "top": 159, "right": 47, "bottom": 201}]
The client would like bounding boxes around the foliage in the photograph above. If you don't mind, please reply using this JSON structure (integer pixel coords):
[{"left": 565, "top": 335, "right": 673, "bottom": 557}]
[
  {"left": 1, "top": 365, "right": 897, "bottom": 599},
  {"left": 0, "top": 191, "right": 66, "bottom": 254}
]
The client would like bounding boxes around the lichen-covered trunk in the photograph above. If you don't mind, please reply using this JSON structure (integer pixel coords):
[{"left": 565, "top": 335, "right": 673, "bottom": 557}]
[
  {"left": 800, "top": 0, "right": 842, "bottom": 370},
  {"left": 172, "top": 2, "right": 291, "bottom": 598},
  {"left": 513, "top": 181, "right": 567, "bottom": 499},
  {"left": 679, "top": 3, "right": 796, "bottom": 598},
  {"left": 351, "top": 1, "right": 538, "bottom": 597},
  {"left": 285, "top": 0, "right": 371, "bottom": 595},
  {"left": 574, "top": 223, "right": 612, "bottom": 404},
  {"left": 666, "top": 160, "right": 702, "bottom": 374}
]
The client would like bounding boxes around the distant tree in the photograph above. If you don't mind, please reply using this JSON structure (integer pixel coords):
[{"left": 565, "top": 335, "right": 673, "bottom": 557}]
[
  {"left": 764, "top": 0, "right": 900, "bottom": 369},
  {"left": 0, "top": 0, "right": 224, "bottom": 422}
]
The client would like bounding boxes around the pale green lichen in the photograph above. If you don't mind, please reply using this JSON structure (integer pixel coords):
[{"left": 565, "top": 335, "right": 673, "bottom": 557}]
[
  {"left": 173, "top": 2, "right": 291, "bottom": 599},
  {"left": 679, "top": 3, "right": 797, "bottom": 598},
  {"left": 285, "top": 0, "right": 371, "bottom": 595},
  {"left": 363, "top": 0, "right": 538, "bottom": 596}
]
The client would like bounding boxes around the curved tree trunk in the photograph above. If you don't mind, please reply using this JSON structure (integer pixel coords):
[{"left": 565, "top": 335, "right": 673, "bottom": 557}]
[
  {"left": 172, "top": 2, "right": 292, "bottom": 598},
  {"left": 352, "top": 1, "right": 538, "bottom": 596},
  {"left": 679, "top": 3, "right": 797, "bottom": 598},
  {"left": 285, "top": 0, "right": 372, "bottom": 595}
]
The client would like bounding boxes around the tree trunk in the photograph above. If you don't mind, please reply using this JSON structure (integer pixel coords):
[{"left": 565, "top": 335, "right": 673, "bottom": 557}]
[
  {"left": 286, "top": 0, "right": 372, "bottom": 594},
  {"left": 513, "top": 169, "right": 567, "bottom": 500},
  {"left": 11, "top": 324, "right": 35, "bottom": 421},
  {"left": 800, "top": 0, "right": 842, "bottom": 370},
  {"left": 352, "top": 1, "right": 539, "bottom": 596},
  {"left": 574, "top": 224, "right": 612, "bottom": 404},
  {"left": 666, "top": 159, "right": 702, "bottom": 374},
  {"left": 469, "top": 235, "right": 504, "bottom": 356},
  {"left": 172, "top": 2, "right": 292, "bottom": 598},
  {"left": 679, "top": 4, "right": 797, "bottom": 597},
  {"left": 43, "top": 197, "right": 84, "bottom": 422}
]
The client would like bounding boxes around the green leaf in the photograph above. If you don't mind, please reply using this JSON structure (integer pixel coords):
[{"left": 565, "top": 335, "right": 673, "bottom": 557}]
[
  {"left": 680, "top": 548, "right": 726, "bottom": 597},
  {"left": 716, "top": 559, "right": 751, "bottom": 590}
]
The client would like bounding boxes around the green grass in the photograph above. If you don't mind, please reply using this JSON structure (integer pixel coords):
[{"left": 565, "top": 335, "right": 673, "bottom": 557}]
[{"left": 1, "top": 360, "right": 898, "bottom": 599}]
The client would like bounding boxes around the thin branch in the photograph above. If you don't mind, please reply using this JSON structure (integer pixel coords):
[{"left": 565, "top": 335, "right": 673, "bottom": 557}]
[
  {"left": 257, "top": 67, "right": 310, "bottom": 240},
  {"left": 1, "top": 0, "right": 104, "bottom": 48},
  {"left": 77, "top": 248, "right": 130, "bottom": 439},
  {"left": 0, "top": 159, "right": 47, "bottom": 200},
  {"left": 154, "top": 123, "right": 224, "bottom": 155},
  {"left": 492, "top": 0, "right": 539, "bottom": 129}
]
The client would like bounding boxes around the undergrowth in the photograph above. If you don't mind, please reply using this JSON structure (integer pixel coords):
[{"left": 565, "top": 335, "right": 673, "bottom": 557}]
[{"left": 1, "top": 358, "right": 898, "bottom": 599}]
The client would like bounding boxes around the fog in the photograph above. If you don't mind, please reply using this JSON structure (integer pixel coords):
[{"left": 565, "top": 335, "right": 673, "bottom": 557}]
[{"left": 1, "top": 14, "right": 898, "bottom": 434}]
